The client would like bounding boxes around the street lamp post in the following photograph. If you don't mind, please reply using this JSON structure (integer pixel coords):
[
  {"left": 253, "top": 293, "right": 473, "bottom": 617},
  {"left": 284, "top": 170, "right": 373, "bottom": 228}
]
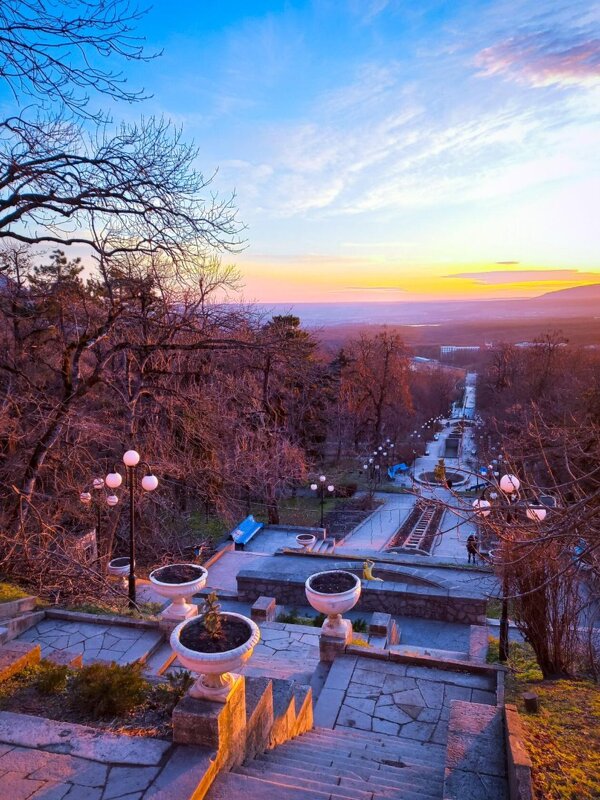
[
  {"left": 310, "top": 475, "right": 334, "bottom": 529},
  {"left": 472, "top": 472, "right": 547, "bottom": 662},
  {"left": 106, "top": 450, "right": 158, "bottom": 608}
]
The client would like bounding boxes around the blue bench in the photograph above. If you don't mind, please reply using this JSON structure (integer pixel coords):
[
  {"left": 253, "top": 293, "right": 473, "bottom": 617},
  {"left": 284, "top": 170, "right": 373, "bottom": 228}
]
[{"left": 230, "top": 515, "right": 264, "bottom": 550}]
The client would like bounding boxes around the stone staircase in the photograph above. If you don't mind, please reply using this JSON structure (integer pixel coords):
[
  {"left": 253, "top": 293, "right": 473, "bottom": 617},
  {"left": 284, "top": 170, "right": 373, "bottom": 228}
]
[
  {"left": 0, "top": 594, "right": 44, "bottom": 646},
  {"left": 207, "top": 725, "right": 446, "bottom": 799}
]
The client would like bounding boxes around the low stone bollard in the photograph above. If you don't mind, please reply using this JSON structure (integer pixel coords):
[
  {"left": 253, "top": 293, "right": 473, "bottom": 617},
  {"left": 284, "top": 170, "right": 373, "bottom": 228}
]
[
  {"left": 368, "top": 612, "right": 400, "bottom": 647},
  {"left": 522, "top": 692, "right": 540, "bottom": 713},
  {"left": 251, "top": 596, "right": 277, "bottom": 623}
]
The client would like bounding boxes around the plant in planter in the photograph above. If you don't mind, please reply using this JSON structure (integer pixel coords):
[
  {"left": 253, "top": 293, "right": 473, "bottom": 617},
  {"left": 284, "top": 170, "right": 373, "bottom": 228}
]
[
  {"left": 149, "top": 563, "right": 208, "bottom": 621},
  {"left": 305, "top": 569, "right": 362, "bottom": 639},
  {"left": 170, "top": 592, "right": 260, "bottom": 702}
]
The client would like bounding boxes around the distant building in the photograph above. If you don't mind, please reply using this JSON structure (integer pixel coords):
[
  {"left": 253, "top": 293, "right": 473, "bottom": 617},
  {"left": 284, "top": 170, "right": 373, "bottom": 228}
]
[{"left": 440, "top": 346, "right": 480, "bottom": 356}]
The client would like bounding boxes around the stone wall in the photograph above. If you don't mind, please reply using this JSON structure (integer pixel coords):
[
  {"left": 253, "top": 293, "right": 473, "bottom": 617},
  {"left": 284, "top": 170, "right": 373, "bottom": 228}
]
[{"left": 237, "top": 571, "right": 487, "bottom": 625}]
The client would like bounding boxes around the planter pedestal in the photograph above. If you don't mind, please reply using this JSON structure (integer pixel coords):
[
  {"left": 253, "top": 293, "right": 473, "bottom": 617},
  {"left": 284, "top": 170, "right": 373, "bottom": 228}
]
[
  {"left": 160, "top": 598, "right": 198, "bottom": 622},
  {"left": 188, "top": 670, "right": 241, "bottom": 703},
  {"left": 321, "top": 613, "right": 352, "bottom": 639},
  {"left": 173, "top": 674, "right": 246, "bottom": 754}
]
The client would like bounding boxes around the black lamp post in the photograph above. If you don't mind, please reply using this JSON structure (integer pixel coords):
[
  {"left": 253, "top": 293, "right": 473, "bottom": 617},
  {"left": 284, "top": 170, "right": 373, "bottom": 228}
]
[
  {"left": 310, "top": 475, "right": 334, "bottom": 529},
  {"left": 105, "top": 450, "right": 158, "bottom": 607}
]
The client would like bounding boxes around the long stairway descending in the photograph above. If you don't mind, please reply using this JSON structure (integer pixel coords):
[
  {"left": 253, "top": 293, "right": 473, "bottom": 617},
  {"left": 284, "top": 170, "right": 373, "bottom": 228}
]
[{"left": 206, "top": 725, "right": 446, "bottom": 799}]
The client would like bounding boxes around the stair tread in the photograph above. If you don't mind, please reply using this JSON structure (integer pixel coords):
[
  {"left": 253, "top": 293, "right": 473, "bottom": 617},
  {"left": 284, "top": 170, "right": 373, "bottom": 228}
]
[
  {"left": 206, "top": 771, "right": 343, "bottom": 799},
  {"left": 236, "top": 766, "right": 373, "bottom": 799}
]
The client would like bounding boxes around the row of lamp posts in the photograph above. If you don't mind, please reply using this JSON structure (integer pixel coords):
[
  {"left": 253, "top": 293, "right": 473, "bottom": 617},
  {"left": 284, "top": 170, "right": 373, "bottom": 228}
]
[{"left": 80, "top": 449, "right": 158, "bottom": 607}]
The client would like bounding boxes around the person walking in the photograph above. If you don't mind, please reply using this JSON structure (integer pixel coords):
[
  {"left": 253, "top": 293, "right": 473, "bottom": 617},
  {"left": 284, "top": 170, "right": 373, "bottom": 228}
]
[{"left": 466, "top": 533, "right": 478, "bottom": 564}]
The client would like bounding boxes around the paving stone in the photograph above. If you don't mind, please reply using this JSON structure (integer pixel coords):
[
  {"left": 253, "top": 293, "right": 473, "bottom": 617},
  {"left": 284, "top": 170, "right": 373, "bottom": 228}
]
[
  {"left": 373, "top": 704, "right": 413, "bottom": 725},
  {"left": 371, "top": 718, "right": 400, "bottom": 736},
  {"left": 313, "top": 688, "right": 345, "bottom": 728},
  {"left": 31, "top": 782, "right": 71, "bottom": 799},
  {"left": 391, "top": 688, "right": 423, "bottom": 706},
  {"left": 62, "top": 785, "right": 103, "bottom": 800},
  {"left": 352, "top": 668, "right": 386, "bottom": 688},
  {"left": 346, "top": 682, "right": 380, "bottom": 699},
  {"left": 0, "top": 771, "right": 45, "bottom": 800},
  {"left": 27, "top": 753, "right": 108, "bottom": 787},
  {"left": 0, "top": 712, "right": 171, "bottom": 765},
  {"left": 103, "top": 765, "right": 160, "bottom": 799},
  {"left": 417, "top": 707, "right": 441, "bottom": 723},
  {"left": 416, "top": 679, "right": 445, "bottom": 708},
  {"left": 323, "top": 656, "right": 356, "bottom": 691},
  {"left": 443, "top": 767, "right": 508, "bottom": 800},
  {"left": 344, "top": 697, "right": 376, "bottom": 716},
  {"left": 382, "top": 674, "right": 417, "bottom": 693},
  {"left": 143, "top": 745, "right": 215, "bottom": 800},
  {"left": 400, "top": 721, "right": 435, "bottom": 742},
  {"left": 406, "top": 665, "right": 492, "bottom": 691},
  {"left": 398, "top": 704, "right": 423, "bottom": 720},
  {"left": 336, "top": 705, "right": 372, "bottom": 731},
  {"left": 446, "top": 731, "right": 507, "bottom": 777},
  {"left": 431, "top": 720, "right": 449, "bottom": 744}
]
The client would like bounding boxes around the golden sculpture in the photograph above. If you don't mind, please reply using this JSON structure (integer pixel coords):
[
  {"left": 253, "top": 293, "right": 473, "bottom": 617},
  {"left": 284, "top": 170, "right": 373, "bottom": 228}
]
[{"left": 363, "top": 559, "right": 383, "bottom": 581}]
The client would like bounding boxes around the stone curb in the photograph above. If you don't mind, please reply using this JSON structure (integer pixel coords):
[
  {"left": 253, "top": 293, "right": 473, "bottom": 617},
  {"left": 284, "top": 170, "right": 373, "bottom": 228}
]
[
  {"left": 44, "top": 608, "right": 160, "bottom": 630},
  {"left": 505, "top": 703, "right": 534, "bottom": 800}
]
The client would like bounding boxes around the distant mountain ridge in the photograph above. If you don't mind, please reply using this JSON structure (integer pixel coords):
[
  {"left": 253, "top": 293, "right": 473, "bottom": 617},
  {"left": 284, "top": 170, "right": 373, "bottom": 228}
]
[{"left": 254, "top": 284, "right": 600, "bottom": 328}]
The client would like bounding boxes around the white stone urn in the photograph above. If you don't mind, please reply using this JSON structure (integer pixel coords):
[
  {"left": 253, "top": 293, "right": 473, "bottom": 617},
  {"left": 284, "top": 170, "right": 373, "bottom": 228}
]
[
  {"left": 107, "top": 557, "right": 132, "bottom": 589},
  {"left": 305, "top": 569, "right": 361, "bottom": 639},
  {"left": 170, "top": 611, "right": 260, "bottom": 702},
  {"left": 149, "top": 563, "right": 208, "bottom": 621},
  {"left": 296, "top": 533, "right": 316, "bottom": 550}
]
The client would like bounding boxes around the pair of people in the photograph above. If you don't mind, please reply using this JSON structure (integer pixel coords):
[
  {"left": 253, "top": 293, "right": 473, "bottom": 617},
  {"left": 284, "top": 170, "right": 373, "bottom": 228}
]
[{"left": 466, "top": 534, "right": 479, "bottom": 564}]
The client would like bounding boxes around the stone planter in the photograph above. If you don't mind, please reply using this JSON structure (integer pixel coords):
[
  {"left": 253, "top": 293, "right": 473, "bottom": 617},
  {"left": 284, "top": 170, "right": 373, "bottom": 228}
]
[
  {"left": 170, "top": 611, "right": 260, "bottom": 702},
  {"left": 296, "top": 533, "right": 316, "bottom": 551},
  {"left": 305, "top": 569, "right": 361, "bottom": 638},
  {"left": 149, "top": 563, "right": 208, "bottom": 621},
  {"left": 107, "top": 557, "right": 132, "bottom": 589}
]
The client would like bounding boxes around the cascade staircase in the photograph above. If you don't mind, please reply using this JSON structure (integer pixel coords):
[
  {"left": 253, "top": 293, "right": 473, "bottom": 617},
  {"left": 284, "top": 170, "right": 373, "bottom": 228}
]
[{"left": 207, "top": 725, "right": 446, "bottom": 799}]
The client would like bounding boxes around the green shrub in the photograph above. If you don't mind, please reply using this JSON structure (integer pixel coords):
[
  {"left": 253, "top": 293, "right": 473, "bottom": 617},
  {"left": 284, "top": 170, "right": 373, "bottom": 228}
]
[
  {"left": 153, "top": 669, "right": 195, "bottom": 711},
  {"left": 353, "top": 618, "right": 368, "bottom": 633},
  {"left": 71, "top": 662, "right": 148, "bottom": 718},
  {"left": 36, "top": 662, "right": 69, "bottom": 695}
]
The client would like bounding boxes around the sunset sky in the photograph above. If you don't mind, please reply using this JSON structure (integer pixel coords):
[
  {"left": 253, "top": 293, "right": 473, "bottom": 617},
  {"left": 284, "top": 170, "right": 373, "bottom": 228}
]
[{"left": 24, "top": 1, "right": 600, "bottom": 301}]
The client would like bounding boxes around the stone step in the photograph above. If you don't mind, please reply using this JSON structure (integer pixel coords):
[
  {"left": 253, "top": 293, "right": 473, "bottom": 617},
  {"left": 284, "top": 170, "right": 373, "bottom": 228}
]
[
  {"left": 304, "top": 732, "right": 447, "bottom": 765},
  {"left": 253, "top": 749, "right": 440, "bottom": 783},
  {"left": 0, "top": 595, "right": 37, "bottom": 620},
  {"left": 0, "top": 641, "right": 40, "bottom": 681},
  {"left": 340, "top": 775, "right": 442, "bottom": 800},
  {"left": 144, "top": 642, "right": 176, "bottom": 675},
  {"left": 205, "top": 771, "right": 340, "bottom": 800},
  {"left": 235, "top": 766, "right": 372, "bottom": 799},
  {"left": 271, "top": 740, "right": 445, "bottom": 771},
  {"left": 0, "top": 611, "right": 45, "bottom": 645},
  {"left": 248, "top": 754, "right": 443, "bottom": 796},
  {"left": 389, "top": 643, "right": 468, "bottom": 661}
]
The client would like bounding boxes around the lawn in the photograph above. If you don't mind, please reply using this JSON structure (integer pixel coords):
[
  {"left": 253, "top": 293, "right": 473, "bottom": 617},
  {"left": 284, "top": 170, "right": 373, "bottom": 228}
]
[
  {"left": 0, "top": 580, "right": 30, "bottom": 603},
  {"left": 488, "top": 637, "right": 600, "bottom": 800}
]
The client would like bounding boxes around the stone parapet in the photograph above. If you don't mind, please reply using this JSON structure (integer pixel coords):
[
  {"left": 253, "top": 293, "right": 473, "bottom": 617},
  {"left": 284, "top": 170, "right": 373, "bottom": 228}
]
[
  {"left": 504, "top": 703, "right": 533, "bottom": 800},
  {"left": 237, "top": 571, "right": 487, "bottom": 625}
]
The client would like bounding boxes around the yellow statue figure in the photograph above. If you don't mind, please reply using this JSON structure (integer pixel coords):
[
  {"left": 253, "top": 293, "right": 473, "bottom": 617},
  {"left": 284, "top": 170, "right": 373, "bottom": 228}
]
[{"left": 363, "top": 559, "right": 383, "bottom": 581}]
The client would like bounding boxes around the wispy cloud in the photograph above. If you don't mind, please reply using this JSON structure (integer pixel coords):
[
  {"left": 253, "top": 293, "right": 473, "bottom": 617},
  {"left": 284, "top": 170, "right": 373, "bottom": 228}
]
[
  {"left": 475, "top": 30, "right": 600, "bottom": 88},
  {"left": 446, "top": 269, "right": 600, "bottom": 285}
]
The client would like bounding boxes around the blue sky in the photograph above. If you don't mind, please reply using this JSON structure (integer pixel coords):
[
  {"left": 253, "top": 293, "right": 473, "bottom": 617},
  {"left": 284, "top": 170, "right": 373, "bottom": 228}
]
[{"left": 7, "top": 0, "right": 600, "bottom": 301}]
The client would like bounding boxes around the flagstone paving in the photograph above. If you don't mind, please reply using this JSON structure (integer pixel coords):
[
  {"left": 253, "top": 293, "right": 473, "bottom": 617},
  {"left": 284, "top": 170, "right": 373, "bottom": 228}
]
[
  {"left": 315, "top": 655, "right": 497, "bottom": 745},
  {"left": 0, "top": 711, "right": 211, "bottom": 800},
  {"left": 17, "top": 619, "right": 162, "bottom": 665}
]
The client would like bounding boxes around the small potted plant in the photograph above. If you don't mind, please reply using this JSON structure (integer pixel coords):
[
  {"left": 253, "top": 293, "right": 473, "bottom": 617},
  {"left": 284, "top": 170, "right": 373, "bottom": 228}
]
[
  {"left": 149, "top": 563, "right": 208, "bottom": 620},
  {"left": 170, "top": 592, "right": 260, "bottom": 702},
  {"left": 296, "top": 532, "right": 316, "bottom": 550},
  {"left": 305, "top": 569, "right": 361, "bottom": 638},
  {"left": 107, "top": 557, "right": 132, "bottom": 588}
]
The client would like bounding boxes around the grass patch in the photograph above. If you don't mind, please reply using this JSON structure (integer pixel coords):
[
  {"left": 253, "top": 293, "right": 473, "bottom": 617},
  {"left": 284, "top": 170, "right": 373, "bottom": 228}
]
[
  {"left": 188, "top": 514, "right": 229, "bottom": 546},
  {"left": 0, "top": 581, "right": 30, "bottom": 602},
  {"left": 65, "top": 601, "right": 163, "bottom": 619},
  {"left": 487, "top": 636, "right": 600, "bottom": 800}
]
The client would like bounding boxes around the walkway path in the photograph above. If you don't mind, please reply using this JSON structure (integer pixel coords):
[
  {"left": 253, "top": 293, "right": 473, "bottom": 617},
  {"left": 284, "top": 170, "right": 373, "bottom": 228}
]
[{"left": 0, "top": 710, "right": 212, "bottom": 800}]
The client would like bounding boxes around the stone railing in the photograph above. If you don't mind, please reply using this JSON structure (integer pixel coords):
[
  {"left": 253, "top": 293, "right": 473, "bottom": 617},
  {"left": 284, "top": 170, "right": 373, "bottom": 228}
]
[{"left": 237, "top": 570, "right": 487, "bottom": 625}]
